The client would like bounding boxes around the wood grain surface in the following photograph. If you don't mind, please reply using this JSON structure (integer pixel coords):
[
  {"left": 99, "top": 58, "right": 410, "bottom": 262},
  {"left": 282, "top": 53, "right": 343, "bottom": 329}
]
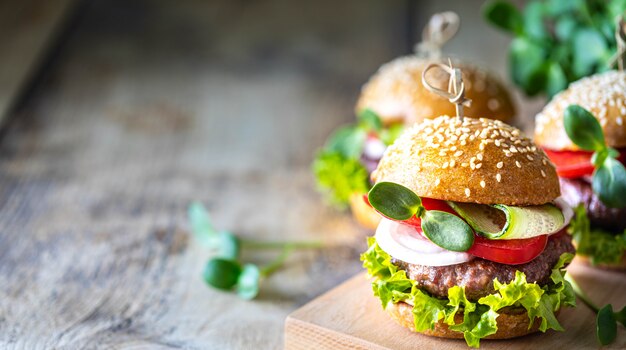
[
  {"left": 0, "top": 0, "right": 77, "bottom": 122},
  {"left": 285, "top": 262, "right": 626, "bottom": 350},
  {"left": 0, "top": 0, "right": 409, "bottom": 348}
]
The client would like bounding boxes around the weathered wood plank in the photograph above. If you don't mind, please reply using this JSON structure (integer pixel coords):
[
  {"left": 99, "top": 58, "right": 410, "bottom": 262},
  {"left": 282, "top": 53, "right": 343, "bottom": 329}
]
[
  {"left": 0, "top": 0, "right": 408, "bottom": 348},
  {"left": 0, "top": 0, "right": 77, "bottom": 122}
]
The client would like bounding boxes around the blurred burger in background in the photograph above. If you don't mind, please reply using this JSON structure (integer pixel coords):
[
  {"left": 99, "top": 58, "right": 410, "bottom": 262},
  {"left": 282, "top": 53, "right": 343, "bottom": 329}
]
[
  {"left": 535, "top": 70, "right": 626, "bottom": 268},
  {"left": 313, "top": 12, "right": 516, "bottom": 229}
]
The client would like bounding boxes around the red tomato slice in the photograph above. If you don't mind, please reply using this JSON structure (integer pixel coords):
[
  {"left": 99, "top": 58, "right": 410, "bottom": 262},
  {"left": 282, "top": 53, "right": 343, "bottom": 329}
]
[
  {"left": 543, "top": 148, "right": 626, "bottom": 179},
  {"left": 467, "top": 234, "right": 548, "bottom": 265},
  {"left": 543, "top": 149, "right": 595, "bottom": 178}
]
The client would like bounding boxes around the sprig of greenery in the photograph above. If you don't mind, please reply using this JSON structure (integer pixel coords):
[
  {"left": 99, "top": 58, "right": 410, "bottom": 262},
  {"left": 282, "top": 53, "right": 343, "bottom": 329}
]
[
  {"left": 367, "top": 182, "right": 474, "bottom": 252},
  {"left": 312, "top": 109, "right": 403, "bottom": 207},
  {"left": 189, "top": 202, "right": 322, "bottom": 299},
  {"left": 565, "top": 274, "right": 626, "bottom": 345},
  {"left": 483, "top": 0, "right": 624, "bottom": 97},
  {"left": 564, "top": 105, "right": 626, "bottom": 208}
]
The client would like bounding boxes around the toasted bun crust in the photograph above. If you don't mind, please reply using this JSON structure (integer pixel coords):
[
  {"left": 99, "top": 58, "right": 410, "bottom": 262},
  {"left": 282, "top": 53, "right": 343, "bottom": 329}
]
[
  {"left": 573, "top": 253, "right": 626, "bottom": 271},
  {"left": 387, "top": 301, "right": 544, "bottom": 340},
  {"left": 535, "top": 70, "right": 626, "bottom": 151},
  {"left": 356, "top": 56, "right": 516, "bottom": 126},
  {"left": 349, "top": 193, "right": 381, "bottom": 229},
  {"left": 372, "top": 116, "right": 560, "bottom": 205}
]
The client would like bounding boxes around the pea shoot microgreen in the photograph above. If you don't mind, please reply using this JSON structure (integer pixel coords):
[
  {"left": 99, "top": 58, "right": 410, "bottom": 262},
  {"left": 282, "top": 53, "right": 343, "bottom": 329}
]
[
  {"left": 566, "top": 274, "right": 626, "bottom": 345},
  {"left": 189, "top": 202, "right": 322, "bottom": 299},
  {"left": 483, "top": 0, "right": 621, "bottom": 97},
  {"left": 367, "top": 182, "right": 474, "bottom": 252},
  {"left": 564, "top": 105, "right": 626, "bottom": 208}
]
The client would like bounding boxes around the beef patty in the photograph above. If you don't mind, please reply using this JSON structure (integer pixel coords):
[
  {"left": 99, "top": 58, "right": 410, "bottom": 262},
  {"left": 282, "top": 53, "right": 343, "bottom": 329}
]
[
  {"left": 392, "top": 233, "right": 574, "bottom": 301},
  {"left": 560, "top": 177, "right": 626, "bottom": 232}
]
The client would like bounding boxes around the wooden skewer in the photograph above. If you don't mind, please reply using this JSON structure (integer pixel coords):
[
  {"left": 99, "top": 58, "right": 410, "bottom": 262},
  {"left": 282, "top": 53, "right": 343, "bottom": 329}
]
[{"left": 421, "top": 59, "right": 472, "bottom": 118}]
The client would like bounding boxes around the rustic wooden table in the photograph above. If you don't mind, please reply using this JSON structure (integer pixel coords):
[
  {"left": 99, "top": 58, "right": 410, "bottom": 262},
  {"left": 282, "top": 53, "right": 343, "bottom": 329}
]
[{"left": 0, "top": 0, "right": 411, "bottom": 348}]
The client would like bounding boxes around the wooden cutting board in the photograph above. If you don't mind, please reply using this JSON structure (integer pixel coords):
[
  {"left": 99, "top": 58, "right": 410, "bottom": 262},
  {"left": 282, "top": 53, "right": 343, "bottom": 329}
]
[{"left": 285, "top": 260, "right": 626, "bottom": 349}]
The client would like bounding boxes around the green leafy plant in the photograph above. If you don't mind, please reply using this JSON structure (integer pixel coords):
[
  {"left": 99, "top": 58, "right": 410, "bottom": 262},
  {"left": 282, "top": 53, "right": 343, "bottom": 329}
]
[
  {"left": 483, "top": 0, "right": 625, "bottom": 97},
  {"left": 189, "top": 202, "right": 322, "bottom": 299},
  {"left": 568, "top": 204, "right": 626, "bottom": 265},
  {"left": 312, "top": 109, "right": 403, "bottom": 207},
  {"left": 564, "top": 105, "right": 626, "bottom": 208},
  {"left": 362, "top": 237, "right": 575, "bottom": 348},
  {"left": 368, "top": 182, "right": 474, "bottom": 251},
  {"left": 566, "top": 274, "right": 626, "bottom": 345}
]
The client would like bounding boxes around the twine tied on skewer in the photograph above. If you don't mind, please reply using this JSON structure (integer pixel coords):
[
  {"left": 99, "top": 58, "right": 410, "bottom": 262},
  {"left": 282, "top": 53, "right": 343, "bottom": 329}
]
[
  {"left": 421, "top": 59, "right": 472, "bottom": 118},
  {"left": 608, "top": 15, "right": 626, "bottom": 71},
  {"left": 415, "top": 12, "right": 460, "bottom": 59}
]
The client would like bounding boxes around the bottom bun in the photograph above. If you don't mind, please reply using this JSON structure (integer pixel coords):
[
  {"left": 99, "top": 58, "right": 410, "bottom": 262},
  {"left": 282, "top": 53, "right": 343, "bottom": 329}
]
[
  {"left": 387, "top": 301, "right": 545, "bottom": 340},
  {"left": 349, "top": 193, "right": 380, "bottom": 230},
  {"left": 574, "top": 254, "right": 626, "bottom": 271}
]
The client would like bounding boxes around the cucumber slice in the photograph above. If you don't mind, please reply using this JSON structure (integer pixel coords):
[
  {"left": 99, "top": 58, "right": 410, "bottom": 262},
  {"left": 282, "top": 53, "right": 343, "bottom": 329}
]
[{"left": 447, "top": 202, "right": 564, "bottom": 239}]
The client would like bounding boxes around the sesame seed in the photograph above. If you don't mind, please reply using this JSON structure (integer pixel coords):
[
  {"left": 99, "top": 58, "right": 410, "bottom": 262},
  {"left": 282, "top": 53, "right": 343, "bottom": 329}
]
[
  {"left": 450, "top": 160, "right": 456, "bottom": 167},
  {"left": 527, "top": 155, "right": 534, "bottom": 161},
  {"left": 496, "top": 161, "right": 503, "bottom": 169},
  {"left": 515, "top": 161, "right": 521, "bottom": 168},
  {"left": 541, "top": 170, "right": 546, "bottom": 177},
  {"left": 465, "top": 188, "right": 471, "bottom": 197},
  {"left": 480, "top": 180, "right": 486, "bottom": 188},
  {"left": 496, "top": 173, "right": 502, "bottom": 182},
  {"left": 435, "top": 178, "right": 441, "bottom": 186},
  {"left": 477, "top": 153, "right": 483, "bottom": 161},
  {"left": 454, "top": 151, "right": 463, "bottom": 157},
  {"left": 476, "top": 163, "right": 482, "bottom": 169},
  {"left": 542, "top": 158, "right": 547, "bottom": 165}
]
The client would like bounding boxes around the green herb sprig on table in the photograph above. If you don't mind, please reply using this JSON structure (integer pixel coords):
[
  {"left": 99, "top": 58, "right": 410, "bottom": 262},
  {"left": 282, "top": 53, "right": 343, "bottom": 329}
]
[
  {"left": 565, "top": 274, "right": 626, "bottom": 345},
  {"left": 367, "top": 182, "right": 474, "bottom": 251},
  {"left": 188, "top": 202, "right": 322, "bottom": 299},
  {"left": 313, "top": 109, "right": 403, "bottom": 207},
  {"left": 564, "top": 105, "right": 626, "bottom": 208},
  {"left": 483, "top": 0, "right": 624, "bottom": 97}
]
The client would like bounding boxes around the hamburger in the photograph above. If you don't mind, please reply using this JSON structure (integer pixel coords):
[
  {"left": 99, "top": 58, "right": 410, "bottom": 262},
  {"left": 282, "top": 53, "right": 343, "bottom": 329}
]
[
  {"left": 313, "top": 14, "right": 516, "bottom": 229},
  {"left": 361, "top": 116, "right": 575, "bottom": 347},
  {"left": 534, "top": 70, "right": 626, "bottom": 269}
]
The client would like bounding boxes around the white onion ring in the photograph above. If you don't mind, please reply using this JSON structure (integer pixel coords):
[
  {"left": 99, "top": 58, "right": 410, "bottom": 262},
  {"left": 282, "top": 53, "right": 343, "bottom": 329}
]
[
  {"left": 363, "top": 137, "right": 386, "bottom": 160},
  {"left": 554, "top": 197, "right": 574, "bottom": 234},
  {"left": 375, "top": 218, "right": 473, "bottom": 266}
]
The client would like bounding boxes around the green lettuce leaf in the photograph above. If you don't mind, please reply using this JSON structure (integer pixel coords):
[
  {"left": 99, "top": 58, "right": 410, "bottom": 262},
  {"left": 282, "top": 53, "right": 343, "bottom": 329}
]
[
  {"left": 412, "top": 289, "right": 448, "bottom": 331},
  {"left": 361, "top": 237, "right": 576, "bottom": 348},
  {"left": 312, "top": 150, "right": 370, "bottom": 207},
  {"left": 568, "top": 204, "right": 626, "bottom": 265},
  {"left": 312, "top": 110, "right": 404, "bottom": 207}
]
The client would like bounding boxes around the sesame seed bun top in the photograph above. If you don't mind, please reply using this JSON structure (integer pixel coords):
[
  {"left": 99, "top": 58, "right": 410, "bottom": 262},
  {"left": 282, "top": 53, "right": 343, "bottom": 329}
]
[
  {"left": 535, "top": 70, "right": 626, "bottom": 151},
  {"left": 372, "top": 116, "right": 560, "bottom": 205},
  {"left": 355, "top": 56, "right": 516, "bottom": 126}
]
